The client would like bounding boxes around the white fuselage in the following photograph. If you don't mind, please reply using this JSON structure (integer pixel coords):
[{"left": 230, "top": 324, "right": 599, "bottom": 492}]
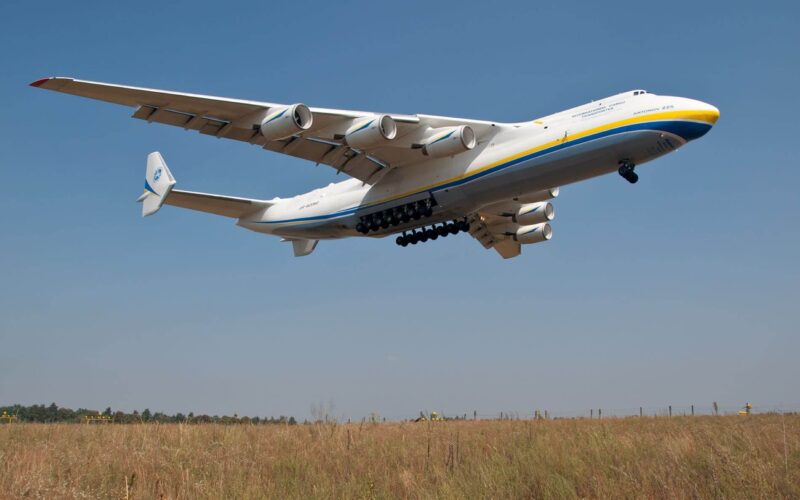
[{"left": 237, "top": 91, "right": 719, "bottom": 239}]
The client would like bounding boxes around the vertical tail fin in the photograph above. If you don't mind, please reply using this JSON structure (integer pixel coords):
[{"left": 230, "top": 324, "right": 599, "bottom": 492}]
[{"left": 137, "top": 152, "right": 176, "bottom": 216}]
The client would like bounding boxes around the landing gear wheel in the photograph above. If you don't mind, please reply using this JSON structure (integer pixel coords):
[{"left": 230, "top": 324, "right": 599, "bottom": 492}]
[{"left": 618, "top": 161, "right": 637, "bottom": 184}]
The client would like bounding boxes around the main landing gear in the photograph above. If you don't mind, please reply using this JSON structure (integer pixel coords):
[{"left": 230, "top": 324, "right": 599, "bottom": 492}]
[
  {"left": 395, "top": 219, "right": 470, "bottom": 247},
  {"left": 355, "top": 199, "right": 435, "bottom": 234},
  {"left": 618, "top": 160, "right": 638, "bottom": 184}
]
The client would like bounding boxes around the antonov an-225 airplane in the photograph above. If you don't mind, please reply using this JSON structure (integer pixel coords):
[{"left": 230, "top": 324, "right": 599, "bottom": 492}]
[{"left": 31, "top": 77, "right": 719, "bottom": 258}]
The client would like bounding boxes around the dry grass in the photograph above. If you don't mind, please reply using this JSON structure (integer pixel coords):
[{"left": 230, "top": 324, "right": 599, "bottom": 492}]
[{"left": 0, "top": 415, "right": 798, "bottom": 498}]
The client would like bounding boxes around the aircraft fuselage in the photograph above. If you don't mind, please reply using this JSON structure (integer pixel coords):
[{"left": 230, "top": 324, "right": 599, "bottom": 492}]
[{"left": 238, "top": 90, "right": 719, "bottom": 240}]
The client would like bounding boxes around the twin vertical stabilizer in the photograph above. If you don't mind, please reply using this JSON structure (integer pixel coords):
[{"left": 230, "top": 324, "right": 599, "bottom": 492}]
[{"left": 137, "top": 152, "right": 176, "bottom": 216}]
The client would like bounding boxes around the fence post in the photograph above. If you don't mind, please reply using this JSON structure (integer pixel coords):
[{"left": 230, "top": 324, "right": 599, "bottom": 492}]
[
  {"left": 669, "top": 406, "right": 672, "bottom": 417},
  {"left": 598, "top": 409, "right": 602, "bottom": 419},
  {"left": 691, "top": 405, "right": 694, "bottom": 416},
  {"left": 473, "top": 410, "right": 476, "bottom": 420},
  {"left": 640, "top": 407, "right": 643, "bottom": 418},
  {"left": 590, "top": 409, "right": 593, "bottom": 419}
]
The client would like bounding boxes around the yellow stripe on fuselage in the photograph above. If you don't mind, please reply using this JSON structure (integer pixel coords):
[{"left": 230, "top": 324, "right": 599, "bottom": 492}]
[
  {"left": 278, "top": 109, "right": 718, "bottom": 226},
  {"left": 373, "top": 109, "right": 718, "bottom": 205}
]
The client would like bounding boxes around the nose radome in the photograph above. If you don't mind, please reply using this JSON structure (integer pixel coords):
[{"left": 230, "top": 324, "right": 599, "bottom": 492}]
[{"left": 695, "top": 100, "right": 720, "bottom": 124}]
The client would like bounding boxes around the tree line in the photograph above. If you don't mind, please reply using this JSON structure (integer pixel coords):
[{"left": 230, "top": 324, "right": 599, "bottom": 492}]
[{"left": 0, "top": 403, "right": 297, "bottom": 425}]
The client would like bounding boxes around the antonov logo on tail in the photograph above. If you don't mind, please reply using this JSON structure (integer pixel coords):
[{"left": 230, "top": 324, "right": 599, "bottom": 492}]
[{"left": 30, "top": 77, "right": 719, "bottom": 259}]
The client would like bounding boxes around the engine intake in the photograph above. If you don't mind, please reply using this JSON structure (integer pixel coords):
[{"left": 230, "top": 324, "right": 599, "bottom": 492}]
[
  {"left": 260, "top": 104, "right": 313, "bottom": 141},
  {"left": 422, "top": 125, "right": 476, "bottom": 158},
  {"left": 345, "top": 115, "right": 397, "bottom": 149}
]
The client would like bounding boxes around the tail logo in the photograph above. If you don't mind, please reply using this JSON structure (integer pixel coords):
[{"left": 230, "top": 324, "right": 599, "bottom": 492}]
[{"left": 153, "top": 167, "right": 162, "bottom": 182}]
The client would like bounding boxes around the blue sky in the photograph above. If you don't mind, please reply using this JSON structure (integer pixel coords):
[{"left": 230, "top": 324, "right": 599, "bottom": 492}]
[{"left": 1, "top": 0, "right": 798, "bottom": 419}]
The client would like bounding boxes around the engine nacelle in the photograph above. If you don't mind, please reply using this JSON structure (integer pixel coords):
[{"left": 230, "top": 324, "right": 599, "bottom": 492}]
[
  {"left": 345, "top": 115, "right": 397, "bottom": 149},
  {"left": 260, "top": 104, "right": 313, "bottom": 141},
  {"left": 422, "top": 125, "right": 476, "bottom": 158},
  {"left": 515, "top": 187, "right": 559, "bottom": 204},
  {"left": 513, "top": 202, "right": 555, "bottom": 225},
  {"left": 513, "top": 223, "right": 552, "bottom": 245}
]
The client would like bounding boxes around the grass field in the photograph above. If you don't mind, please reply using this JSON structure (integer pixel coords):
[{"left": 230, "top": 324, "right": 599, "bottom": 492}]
[{"left": 1, "top": 415, "right": 798, "bottom": 498}]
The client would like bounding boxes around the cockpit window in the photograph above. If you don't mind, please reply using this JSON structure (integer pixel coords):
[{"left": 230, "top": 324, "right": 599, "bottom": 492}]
[{"left": 633, "top": 90, "right": 647, "bottom": 96}]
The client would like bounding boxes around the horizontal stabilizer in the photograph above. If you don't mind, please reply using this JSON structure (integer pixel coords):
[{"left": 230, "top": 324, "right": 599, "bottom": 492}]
[
  {"left": 165, "top": 190, "right": 271, "bottom": 218},
  {"left": 138, "top": 151, "right": 273, "bottom": 218}
]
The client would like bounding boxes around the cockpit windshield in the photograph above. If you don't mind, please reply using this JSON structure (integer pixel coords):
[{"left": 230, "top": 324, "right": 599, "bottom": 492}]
[{"left": 633, "top": 90, "right": 648, "bottom": 96}]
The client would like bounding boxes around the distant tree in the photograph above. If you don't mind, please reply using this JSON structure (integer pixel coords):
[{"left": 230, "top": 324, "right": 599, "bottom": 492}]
[{"left": 142, "top": 408, "right": 152, "bottom": 422}]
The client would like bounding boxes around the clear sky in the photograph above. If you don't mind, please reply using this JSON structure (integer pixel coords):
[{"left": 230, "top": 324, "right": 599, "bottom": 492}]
[{"left": 1, "top": 0, "right": 798, "bottom": 420}]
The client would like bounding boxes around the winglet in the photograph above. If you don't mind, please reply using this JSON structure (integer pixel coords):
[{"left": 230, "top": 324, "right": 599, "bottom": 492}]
[{"left": 139, "top": 152, "right": 177, "bottom": 216}]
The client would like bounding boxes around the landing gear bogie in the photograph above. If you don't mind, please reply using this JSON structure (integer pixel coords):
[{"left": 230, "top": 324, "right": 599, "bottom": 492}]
[
  {"left": 395, "top": 218, "right": 471, "bottom": 247},
  {"left": 357, "top": 197, "right": 437, "bottom": 235}
]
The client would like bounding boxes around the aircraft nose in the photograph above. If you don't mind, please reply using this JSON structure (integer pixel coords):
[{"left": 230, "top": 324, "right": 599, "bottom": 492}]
[{"left": 695, "top": 100, "right": 720, "bottom": 125}]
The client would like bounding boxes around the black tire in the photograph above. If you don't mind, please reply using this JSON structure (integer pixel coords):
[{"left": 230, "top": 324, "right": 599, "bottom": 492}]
[
  {"left": 437, "top": 226, "right": 448, "bottom": 237},
  {"left": 629, "top": 172, "right": 639, "bottom": 184},
  {"left": 356, "top": 223, "right": 367, "bottom": 234},
  {"left": 448, "top": 223, "right": 459, "bottom": 235},
  {"left": 396, "top": 236, "right": 405, "bottom": 246}
]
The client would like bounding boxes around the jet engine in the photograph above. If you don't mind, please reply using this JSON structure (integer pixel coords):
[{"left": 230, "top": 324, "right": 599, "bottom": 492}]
[
  {"left": 515, "top": 187, "right": 559, "bottom": 204},
  {"left": 513, "top": 202, "right": 555, "bottom": 225},
  {"left": 260, "top": 104, "right": 313, "bottom": 141},
  {"left": 422, "top": 125, "right": 477, "bottom": 158},
  {"left": 513, "top": 223, "right": 552, "bottom": 244},
  {"left": 345, "top": 115, "right": 397, "bottom": 149}
]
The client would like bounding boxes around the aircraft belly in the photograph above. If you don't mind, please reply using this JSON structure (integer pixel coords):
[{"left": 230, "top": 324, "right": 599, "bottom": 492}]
[
  {"left": 245, "top": 129, "right": 683, "bottom": 241},
  {"left": 441, "top": 129, "right": 680, "bottom": 209}
]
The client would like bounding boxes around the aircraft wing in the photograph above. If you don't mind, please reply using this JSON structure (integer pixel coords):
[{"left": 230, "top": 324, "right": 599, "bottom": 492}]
[
  {"left": 467, "top": 195, "right": 556, "bottom": 259},
  {"left": 31, "top": 77, "right": 505, "bottom": 183},
  {"left": 468, "top": 213, "right": 521, "bottom": 259}
]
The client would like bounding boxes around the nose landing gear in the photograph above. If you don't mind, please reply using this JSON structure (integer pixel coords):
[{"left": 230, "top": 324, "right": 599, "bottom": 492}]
[{"left": 618, "top": 160, "right": 638, "bottom": 184}]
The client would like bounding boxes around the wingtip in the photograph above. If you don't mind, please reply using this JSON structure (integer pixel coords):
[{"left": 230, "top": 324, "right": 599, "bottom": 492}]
[{"left": 29, "top": 77, "right": 52, "bottom": 87}]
